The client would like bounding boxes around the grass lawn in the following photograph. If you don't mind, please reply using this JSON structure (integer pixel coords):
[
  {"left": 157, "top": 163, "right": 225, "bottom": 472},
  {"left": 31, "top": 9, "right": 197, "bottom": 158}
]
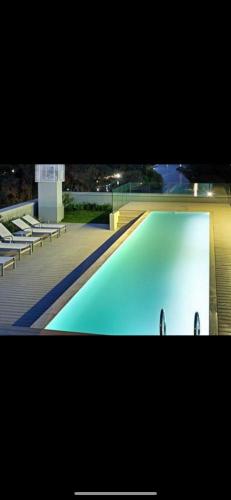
[{"left": 63, "top": 210, "right": 110, "bottom": 224}]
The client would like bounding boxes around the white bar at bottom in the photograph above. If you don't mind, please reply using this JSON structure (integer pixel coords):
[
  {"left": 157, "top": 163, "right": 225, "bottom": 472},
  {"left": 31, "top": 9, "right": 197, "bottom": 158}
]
[{"left": 74, "top": 493, "right": 157, "bottom": 496}]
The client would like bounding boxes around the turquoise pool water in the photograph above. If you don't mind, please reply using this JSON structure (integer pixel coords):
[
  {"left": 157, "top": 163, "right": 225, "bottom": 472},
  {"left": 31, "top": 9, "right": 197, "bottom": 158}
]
[{"left": 46, "top": 212, "right": 210, "bottom": 335}]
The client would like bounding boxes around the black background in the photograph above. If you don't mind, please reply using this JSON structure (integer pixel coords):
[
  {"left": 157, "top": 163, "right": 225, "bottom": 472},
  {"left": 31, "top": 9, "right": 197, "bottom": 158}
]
[
  {"left": 1, "top": 335, "right": 230, "bottom": 499},
  {"left": 0, "top": 88, "right": 230, "bottom": 499}
]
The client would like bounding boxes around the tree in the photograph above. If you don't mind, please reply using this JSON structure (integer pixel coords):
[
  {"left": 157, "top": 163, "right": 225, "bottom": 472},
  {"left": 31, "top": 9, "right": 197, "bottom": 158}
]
[
  {"left": 179, "top": 164, "right": 231, "bottom": 182},
  {"left": 0, "top": 164, "right": 36, "bottom": 208}
]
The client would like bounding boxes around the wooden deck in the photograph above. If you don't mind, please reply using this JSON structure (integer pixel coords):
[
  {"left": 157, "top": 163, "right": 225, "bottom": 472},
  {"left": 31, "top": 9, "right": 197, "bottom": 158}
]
[
  {"left": 212, "top": 208, "right": 231, "bottom": 334},
  {"left": 0, "top": 223, "right": 114, "bottom": 326}
]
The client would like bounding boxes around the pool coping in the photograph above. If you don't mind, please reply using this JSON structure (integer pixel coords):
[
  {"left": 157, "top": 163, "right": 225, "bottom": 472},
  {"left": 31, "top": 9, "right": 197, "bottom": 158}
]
[
  {"left": 31, "top": 210, "right": 216, "bottom": 335},
  {"left": 209, "top": 211, "right": 218, "bottom": 335},
  {"left": 31, "top": 211, "right": 149, "bottom": 331}
]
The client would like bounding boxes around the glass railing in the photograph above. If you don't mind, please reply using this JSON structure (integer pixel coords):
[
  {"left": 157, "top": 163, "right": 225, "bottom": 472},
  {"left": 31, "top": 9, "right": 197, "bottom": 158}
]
[{"left": 112, "top": 182, "right": 231, "bottom": 212}]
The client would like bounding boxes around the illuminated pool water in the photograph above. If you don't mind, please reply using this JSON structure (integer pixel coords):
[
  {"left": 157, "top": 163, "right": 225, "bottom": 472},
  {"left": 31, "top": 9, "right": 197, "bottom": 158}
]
[{"left": 46, "top": 212, "right": 210, "bottom": 335}]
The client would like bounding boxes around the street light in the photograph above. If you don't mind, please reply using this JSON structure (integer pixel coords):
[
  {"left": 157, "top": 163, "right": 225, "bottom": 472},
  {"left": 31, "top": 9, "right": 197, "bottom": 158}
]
[{"left": 207, "top": 183, "right": 213, "bottom": 197}]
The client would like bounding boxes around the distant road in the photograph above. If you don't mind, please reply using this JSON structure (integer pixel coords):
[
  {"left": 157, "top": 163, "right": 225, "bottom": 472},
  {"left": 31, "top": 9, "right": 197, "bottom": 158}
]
[{"left": 154, "top": 164, "right": 190, "bottom": 192}]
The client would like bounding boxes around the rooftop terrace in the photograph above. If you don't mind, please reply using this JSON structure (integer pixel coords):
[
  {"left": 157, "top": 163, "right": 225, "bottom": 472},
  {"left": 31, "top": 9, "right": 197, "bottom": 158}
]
[{"left": 1, "top": 191, "right": 231, "bottom": 334}]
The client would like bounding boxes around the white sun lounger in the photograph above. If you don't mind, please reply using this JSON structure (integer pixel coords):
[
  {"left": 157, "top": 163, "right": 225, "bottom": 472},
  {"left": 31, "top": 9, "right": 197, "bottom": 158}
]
[
  {"left": 0, "top": 242, "right": 32, "bottom": 260},
  {"left": 0, "top": 256, "right": 16, "bottom": 276},
  {"left": 12, "top": 219, "right": 60, "bottom": 241},
  {"left": 0, "top": 223, "right": 43, "bottom": 252},
  {"left": 23, "top": 214, "right": 67, "bottom": 234}
]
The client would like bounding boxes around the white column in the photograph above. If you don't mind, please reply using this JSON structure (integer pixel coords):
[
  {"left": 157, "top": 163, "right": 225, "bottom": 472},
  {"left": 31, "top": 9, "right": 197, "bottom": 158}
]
[
  {"left": 194, "top": 183, "right": 198, "bottom": 197},
  {"left": 35, "top": 165, "right": 65, "bottom": 222}
]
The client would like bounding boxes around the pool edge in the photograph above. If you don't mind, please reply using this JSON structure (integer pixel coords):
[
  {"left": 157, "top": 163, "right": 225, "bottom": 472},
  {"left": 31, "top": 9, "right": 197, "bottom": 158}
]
[{"left": 31, "top": 210, "right": 214, "bottom": 335}]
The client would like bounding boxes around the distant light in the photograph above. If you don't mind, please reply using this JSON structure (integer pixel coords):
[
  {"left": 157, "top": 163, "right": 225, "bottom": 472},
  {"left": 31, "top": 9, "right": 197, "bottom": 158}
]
[
  {"left": 207, "top": 191, "right": 213, "bottom": 197},
  {"left": 114, "top": 173, "right": 121, "bottom": 179},
  {"left": 11, "top": 169, "right": 15, "bottom": 173},
  {"left": 96, "top": 187, "right": 100, "bottom": 192}
]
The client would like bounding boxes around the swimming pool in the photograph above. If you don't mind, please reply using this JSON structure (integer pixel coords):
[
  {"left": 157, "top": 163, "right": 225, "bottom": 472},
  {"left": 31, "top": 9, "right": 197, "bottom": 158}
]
[{"left": 46, "top": 212, "right": 210, "bottom": 335}]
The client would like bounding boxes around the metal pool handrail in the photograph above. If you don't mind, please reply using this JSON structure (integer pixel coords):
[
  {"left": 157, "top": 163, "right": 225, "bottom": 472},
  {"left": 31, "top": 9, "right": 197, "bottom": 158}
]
[
  {"left": 159, "top": 310, "right": 201, "bottom": 335},
  {"left": 194, "top": 312, "right": 200, "bottom": 335},
  {"left": 159, "top": 309, "right": 167, "bottom": 335}
]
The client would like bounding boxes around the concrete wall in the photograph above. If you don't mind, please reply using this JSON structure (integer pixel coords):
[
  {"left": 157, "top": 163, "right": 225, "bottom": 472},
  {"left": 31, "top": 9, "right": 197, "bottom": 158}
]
[
  {"left": 0, "top": 200, "right": 37, "bottom": 222},
  {"left": 64, "top": 191, "right": 113, "bottom": 206},
  {"left": 109, "top": 210, "right": 120, "bottom": 231},
  {"left": 38, "top": 182, "right": 64, "bottom": 222}
]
